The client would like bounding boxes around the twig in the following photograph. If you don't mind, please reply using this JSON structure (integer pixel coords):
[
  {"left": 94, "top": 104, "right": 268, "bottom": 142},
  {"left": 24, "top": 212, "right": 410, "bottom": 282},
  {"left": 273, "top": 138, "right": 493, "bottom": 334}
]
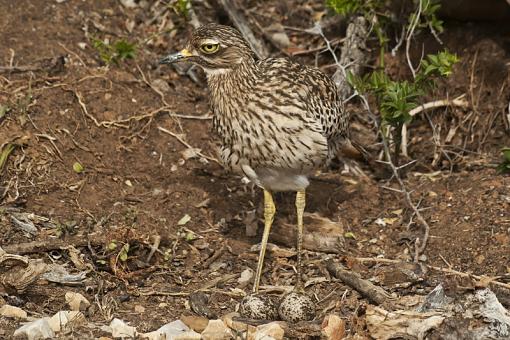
[
  {"left": 355, "top": 257, "right": 510, "bottom": 291},
  {"left": 146, "top": 235, "right": 161, "bottom": 263},
  {"left": 157, "top": 126, "right": 221, "bottom": 164},
  {"left": 326, "top": 259, "right": 395, "bottom": 306},
  {"left": 57, "top": 42, "right": 86, "bottom": 66},
  {"left": 405, "top": 0, "right": 423, "bottom": 78},
  {"left": 202, "top": 244, "right": 226, "bottom": 268},
  {"left": 409, "top": 95, "right": 469, "bottom": 117},
  {"left": 400, "top": 95, "right": 469, "bottom": 157},
  {"left": 216, "top": 0, "right": 269, "bottom": 59},
  {"left": 381, "top": 136, "right": 430, "bottom": 262}
]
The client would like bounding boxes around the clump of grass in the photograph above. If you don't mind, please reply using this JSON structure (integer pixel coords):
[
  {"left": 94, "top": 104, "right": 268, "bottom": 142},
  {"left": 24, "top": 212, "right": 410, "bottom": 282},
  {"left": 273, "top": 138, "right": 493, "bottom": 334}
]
[
  {"left": 497, "top": 148, "right": 510, "bottom": 174},
  {"left": 92, "top": 38, "right": 137, "bottom": 65}
]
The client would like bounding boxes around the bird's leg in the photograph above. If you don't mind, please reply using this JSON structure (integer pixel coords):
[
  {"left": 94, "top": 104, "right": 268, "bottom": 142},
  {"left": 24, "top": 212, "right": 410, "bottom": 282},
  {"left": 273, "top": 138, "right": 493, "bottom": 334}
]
[
  {"left": 295, "top": 189, "right": 306, "bottom": 293},
  {"left": 253, "top": 189, "right": 276, "bottom": 293}
]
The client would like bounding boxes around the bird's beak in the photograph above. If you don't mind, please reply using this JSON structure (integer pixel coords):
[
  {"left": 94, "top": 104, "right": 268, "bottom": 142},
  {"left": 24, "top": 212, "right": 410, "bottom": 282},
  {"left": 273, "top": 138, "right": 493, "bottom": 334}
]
[{"left": 159, "top": 49, "right": 193, "bottom": 64}]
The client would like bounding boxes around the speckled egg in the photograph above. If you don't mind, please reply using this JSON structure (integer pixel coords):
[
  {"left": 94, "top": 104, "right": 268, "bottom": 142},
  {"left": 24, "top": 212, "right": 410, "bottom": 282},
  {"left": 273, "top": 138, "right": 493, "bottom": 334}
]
[
  {"left": 278, "top": 292, "right": 315, "bottom": 323},
  {"left": 240, "top": 294, "right": 279, "bottom": 320}
]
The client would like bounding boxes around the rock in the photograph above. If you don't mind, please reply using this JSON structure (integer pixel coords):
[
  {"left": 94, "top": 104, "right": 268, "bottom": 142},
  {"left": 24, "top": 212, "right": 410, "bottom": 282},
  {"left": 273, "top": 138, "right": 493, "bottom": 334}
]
[
  {"left": 201, "top": 319, "right": 233, "bottom": 340},
  {"left": 151, "top": 79, "right": 171, "bottom": 93},
  {"left": 180, "top": 315, "right": 209, "bottom": 333},
  {"left": 65, "top": 292, "right": 90, "bottom": 311},
  {"left": 0, "top": 304, "right": 27, "bottom": 319},
  {"left": 142, "top": 320, "right": 191, "bottom": 340},
  {"left": 13, "top": 318, "right": 55, "bottom": 340},
  {"left": 254, "top": 322, "right": 285, "bottom": 340},
  {"left": 110, "top": 318, "right": 137, "bottom": 338},
  {"left": 240, "top": 294, "right": 279, "bottom": 320},
  {"left": 134, "top": 305, "right": 146, "bottom": 313},
  {"left": 321, "top": 314, "right": 346, "bottom": 340},
  {"left": 278, "top": 292, "right": 315, "bottom": 323},
  {"left": 237, "top": 268, "right": 254, "bottom": 289},
  {"left": 222, "top": 312, "right": 248, "bottom": 332},
  {"left": 47, "top": 311, "right": 86, "bottom": 333}
]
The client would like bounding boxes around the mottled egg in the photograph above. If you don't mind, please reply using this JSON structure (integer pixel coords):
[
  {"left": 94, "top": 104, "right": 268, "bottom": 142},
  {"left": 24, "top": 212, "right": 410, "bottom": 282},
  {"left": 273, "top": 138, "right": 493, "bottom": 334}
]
[
  {"left": 278, "top": 292, "right": 315, "bottom": 323},
  {"left": 240, "top": 294, "right": 279, "bottom": 320}
]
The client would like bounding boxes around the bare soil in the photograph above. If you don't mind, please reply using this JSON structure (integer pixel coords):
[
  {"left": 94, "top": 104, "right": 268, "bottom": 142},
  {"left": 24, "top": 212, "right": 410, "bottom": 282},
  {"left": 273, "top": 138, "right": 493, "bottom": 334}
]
[{"left": 0, "top": 0, "right": 509, "bottom": 339}]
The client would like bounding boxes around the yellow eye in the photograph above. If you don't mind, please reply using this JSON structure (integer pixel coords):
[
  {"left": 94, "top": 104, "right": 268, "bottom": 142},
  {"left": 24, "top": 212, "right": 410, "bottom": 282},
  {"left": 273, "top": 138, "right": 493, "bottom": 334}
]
[{"left": 200, "top": 43, "right": 219, "bottom": 54}]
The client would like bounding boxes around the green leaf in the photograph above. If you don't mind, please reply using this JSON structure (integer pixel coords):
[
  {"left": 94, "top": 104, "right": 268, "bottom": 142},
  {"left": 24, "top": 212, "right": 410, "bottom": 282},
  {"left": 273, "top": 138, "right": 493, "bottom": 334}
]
[
  {"left": 344, "top": 231, "right": 356, "bottom": 239},
  {"left": 108, "top": 241, "right": 117, "bottom": 251},
  {"left": 73, "top": 162, "right": 84, "bottom": 173},
  {"left": 119, "top": 243, "right": 130, "bottom": 262},
  {"left": 0, "top": 143, "right": 15, "bottom": 171}
]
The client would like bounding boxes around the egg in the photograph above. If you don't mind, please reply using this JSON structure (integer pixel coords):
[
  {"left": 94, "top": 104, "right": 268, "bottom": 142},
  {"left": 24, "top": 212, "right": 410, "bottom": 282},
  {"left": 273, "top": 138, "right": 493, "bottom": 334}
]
[
  {"left": 240, "top": 294, "right": 279, "bottom": 320},
  {"left": 278, "top": 292, "right": 315, "bottom": 323}
]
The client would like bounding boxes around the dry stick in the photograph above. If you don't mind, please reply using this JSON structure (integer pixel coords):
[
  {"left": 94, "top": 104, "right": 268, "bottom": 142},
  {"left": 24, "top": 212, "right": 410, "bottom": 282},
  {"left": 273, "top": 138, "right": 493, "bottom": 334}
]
[
  {"left": 216, "top": 0, "right": 270, "bottom": 59},
  {"left": 355, "top": 257, "right": 510, "bottom": 291},
  {"left": 145, "top": 235, "right": 161, "bottom": 263},
  {"left": 381, "top": 136, "right": 430, "bottom": 262},
  {"left": 401, "top": 95, "right": 469, "bottom": 157},
  {"left": 325, "top": 259, "right": 395, "bottom": 306},
  {"left": 157, "top": 126, "right": 221, "bottom": 164}
]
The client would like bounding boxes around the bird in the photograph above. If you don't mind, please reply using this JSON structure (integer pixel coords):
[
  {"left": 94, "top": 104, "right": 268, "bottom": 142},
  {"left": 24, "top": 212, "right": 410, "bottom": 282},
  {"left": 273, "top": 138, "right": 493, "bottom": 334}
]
[{"left": 160, "top": 23, "right": 350, "bottom": 319}]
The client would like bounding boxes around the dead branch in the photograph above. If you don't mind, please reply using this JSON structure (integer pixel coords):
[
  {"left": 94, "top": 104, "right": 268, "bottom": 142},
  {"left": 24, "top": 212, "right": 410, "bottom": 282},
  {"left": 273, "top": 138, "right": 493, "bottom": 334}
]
[
  {"left": 355, "top": 257, "right": 510, "bottom": 291},
  {"left": 216, "top": 0, "right": 270, "bottom": 59},
  {"left": 326, "top": 259, "right": 395, "bottom": 307},
  {"left": 157, "top": 125, "right": 221, "bottom": 164}
]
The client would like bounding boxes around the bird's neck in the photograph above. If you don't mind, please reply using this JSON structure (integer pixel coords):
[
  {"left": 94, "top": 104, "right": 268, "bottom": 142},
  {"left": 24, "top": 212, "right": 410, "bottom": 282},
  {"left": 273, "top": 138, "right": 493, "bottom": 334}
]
[{"left": 206, "top": 59, "right": 257, "bottom": 114}]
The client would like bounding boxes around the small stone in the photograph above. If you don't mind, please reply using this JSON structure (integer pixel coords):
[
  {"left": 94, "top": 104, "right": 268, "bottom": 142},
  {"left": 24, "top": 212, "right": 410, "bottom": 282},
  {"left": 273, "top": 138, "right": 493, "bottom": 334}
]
[
  {"left": 110, "top": 318, "right": 137, "bottom": 338},
  {"left": 13, "top": 318, "right": 55, "bottom": 339},
  {"left": 0, "top": 304, "right": 27, "bottom": 319},
  {"left": 240, "top": 294, "right": 279, "bottom": 321},
  {"left": 321, "top": 314, "right": 346, "bottom": 340},
  {"left": 237, "top": 268, "right": 254, "bottom": 289},
  {"left": 222, "top": 312, "right": 248, "bottom": 332},
  {"left": 151, "top": 79, "right": 171, "bottom": 93},
  {"left": 47, "top": 311, "right": 86, "bottom": 332},
  {"left": 278, "top": 292, "right": 315, "bottom": 323},
  {"left": 142, "top": 320, "right": 192, "bottom": 340},
  {"left": 180, "top": 315, "right": 209, "bottom": 333},
  {"left": 254, "top": 321, "right": 285, "bottom": 340},
  {"left": 134, "top": 305, "right": 145, "bottom": 313},
  {"left": 201, "top": 319, "right": 233, "bottom": 340},
  {"left": 65, "top": 292, "right": 90, "bottom": 311}
]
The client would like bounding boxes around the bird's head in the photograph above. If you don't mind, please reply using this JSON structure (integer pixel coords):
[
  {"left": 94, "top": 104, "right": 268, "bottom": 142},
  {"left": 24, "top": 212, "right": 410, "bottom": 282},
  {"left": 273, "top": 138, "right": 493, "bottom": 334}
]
[{"left": 159, "top": 24, "right": 255, "bottom": 75}]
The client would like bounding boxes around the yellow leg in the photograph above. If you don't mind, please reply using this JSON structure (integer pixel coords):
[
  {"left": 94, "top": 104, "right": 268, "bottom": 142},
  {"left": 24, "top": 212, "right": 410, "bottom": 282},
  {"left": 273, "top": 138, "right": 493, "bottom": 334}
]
[
  {"left": 295, "top": 189, "right": 306, "bottom": 292},
  {"left": 253, "top": 189, "right": 276, "bottom": 293}
]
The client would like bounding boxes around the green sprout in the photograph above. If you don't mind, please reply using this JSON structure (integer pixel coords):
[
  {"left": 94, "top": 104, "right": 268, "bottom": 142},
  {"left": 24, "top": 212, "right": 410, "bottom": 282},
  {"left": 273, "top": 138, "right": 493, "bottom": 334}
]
[
  {"left": 92, "top": 38, "right": 137, "bottom": 65},
  {"left": 497, "top": 148, "right": 510, "bottom": 174}
]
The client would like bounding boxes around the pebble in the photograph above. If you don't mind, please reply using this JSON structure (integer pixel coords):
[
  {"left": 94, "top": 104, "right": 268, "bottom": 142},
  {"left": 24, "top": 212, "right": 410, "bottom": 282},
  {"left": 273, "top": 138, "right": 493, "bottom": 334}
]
[
  {"left": 180, "top": 315, "right": 209, "bottom": 333},
  {"left": 222, "top": 312, "right": 248, "bottom": 332},
  {"left": 65, "top": 291, "right": 90, "bottom": 311},
  {"left": 47, "top": 311, "right": 86, "bottom": 333},
  {"left": 13, "top": 318, "right": 55, "bottom": 340},
  {"left": 254, "top": 321, "right": 285, "bottom": 340},
  {"left": 0, "top": 304, "right": 27, "bottom": 319},
  {"left": 110, "top": 318, "right": 137, "bottom": 338},
  {"left": 201, "top": 319, "right": 233, "bottom": 340},
  {"left": 321, "top": 314, "right": 346, "bottom": 340}
]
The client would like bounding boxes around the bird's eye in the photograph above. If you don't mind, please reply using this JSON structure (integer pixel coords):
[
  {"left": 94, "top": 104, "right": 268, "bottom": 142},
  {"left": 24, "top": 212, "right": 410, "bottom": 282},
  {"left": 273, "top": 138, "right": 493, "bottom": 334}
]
[{"left": 200, "top": 43, "right": 219, "bottom": 54}]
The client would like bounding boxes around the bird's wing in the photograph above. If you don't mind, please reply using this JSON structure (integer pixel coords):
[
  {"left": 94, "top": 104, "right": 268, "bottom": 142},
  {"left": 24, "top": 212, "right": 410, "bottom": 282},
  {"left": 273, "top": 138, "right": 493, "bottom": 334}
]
[{"left": 256, "top": 58, "right": 349, "bottom": 141}]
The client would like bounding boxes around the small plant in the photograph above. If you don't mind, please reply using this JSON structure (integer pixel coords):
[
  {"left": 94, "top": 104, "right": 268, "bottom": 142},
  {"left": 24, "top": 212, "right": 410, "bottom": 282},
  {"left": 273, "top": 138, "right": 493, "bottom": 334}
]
[
  {"left": 349, "top": 50, "right": 459, "bottom": 160},
  {"left": 92, "top": 38, "right": 136, "bottom": 65},
  {"left": 497, "top": 148, "right": 510, "bottom": 174},
  {"left": 171, "top": 0, "right": 191, "bottom": 18},
  {"left": 327, "top": 0, "right": 443, "bottom": 67}
]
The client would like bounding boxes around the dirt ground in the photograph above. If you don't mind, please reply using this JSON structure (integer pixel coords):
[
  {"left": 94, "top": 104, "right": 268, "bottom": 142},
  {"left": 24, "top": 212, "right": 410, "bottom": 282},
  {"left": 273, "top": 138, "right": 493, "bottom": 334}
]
[{"left": 0, "top": 0, "right": 509, "bottom": 339}]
